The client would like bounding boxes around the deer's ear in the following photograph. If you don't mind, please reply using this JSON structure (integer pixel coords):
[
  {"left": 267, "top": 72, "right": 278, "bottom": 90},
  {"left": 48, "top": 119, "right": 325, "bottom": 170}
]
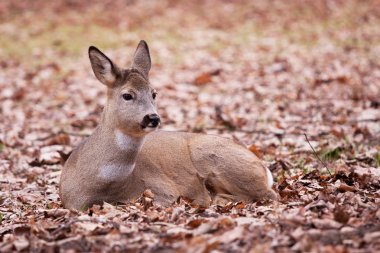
[
  {"left": 132, "top": 40, "right": 151, "bottom": 78},
  {"left": 89, "top": 46, "right": 119, "bottom": 86}
]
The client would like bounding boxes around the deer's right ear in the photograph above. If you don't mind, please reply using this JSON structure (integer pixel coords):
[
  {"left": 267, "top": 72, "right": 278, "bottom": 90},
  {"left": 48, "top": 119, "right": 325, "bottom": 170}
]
[{"left": 89, "top": 46, "right": 119, "bottom": 86}]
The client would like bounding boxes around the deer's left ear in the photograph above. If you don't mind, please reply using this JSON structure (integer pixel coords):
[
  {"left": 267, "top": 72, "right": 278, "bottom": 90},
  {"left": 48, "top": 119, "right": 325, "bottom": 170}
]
[{"left": 132, "top": 40, "right": 151, "bottom": 78}]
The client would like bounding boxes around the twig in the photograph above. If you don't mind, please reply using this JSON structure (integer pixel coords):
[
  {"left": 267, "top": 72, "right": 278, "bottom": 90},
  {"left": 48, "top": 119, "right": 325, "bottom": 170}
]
[{"left": 304, "top": 133, "right": 332, "bottom": 176}]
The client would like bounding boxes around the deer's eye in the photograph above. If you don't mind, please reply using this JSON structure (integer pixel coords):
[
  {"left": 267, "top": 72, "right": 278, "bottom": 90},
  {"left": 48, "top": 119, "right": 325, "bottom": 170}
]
[
  {"left": 122, "top": 93, "right": 133, "bottom": 101},
  {"left": 152, "top": 92, "right": 157, "bottom": 100}
]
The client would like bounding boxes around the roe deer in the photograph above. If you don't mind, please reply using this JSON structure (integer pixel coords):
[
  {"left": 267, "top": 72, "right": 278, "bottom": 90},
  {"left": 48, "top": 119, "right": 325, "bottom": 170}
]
[{"left": 59, "top": 41, "right": 277, "bottom": 210}]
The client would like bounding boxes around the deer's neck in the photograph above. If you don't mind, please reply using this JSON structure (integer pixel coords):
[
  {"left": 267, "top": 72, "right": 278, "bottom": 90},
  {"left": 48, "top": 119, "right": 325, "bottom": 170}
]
[
  {"left": 114, "top": 129, "right": 145, "bottom": 156},
  {"left": 100, "top": 106, "right": 145, "bottom": 158},
  {"left": 96, "top": 121, "right": 145, "bottom": 181}
]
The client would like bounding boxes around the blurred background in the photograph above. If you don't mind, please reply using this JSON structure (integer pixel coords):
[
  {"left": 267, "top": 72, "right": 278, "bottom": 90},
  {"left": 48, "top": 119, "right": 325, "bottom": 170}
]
[
  {"left": 0, "top": 0, "right": 379, "bottom": 169},
  {"left": 1, "top": 2, "right": 379, "bottom": 251}
]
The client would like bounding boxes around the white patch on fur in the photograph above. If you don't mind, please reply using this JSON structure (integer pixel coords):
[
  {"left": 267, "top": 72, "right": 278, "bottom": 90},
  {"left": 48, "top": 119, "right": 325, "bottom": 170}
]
[
  {"left": 115, "top": 130, "right": 143, "bottom": 151},
  {"left": 266, "top": 168, "right": 274, "bottom": 188},
  {"left": 142, "top": 126, "right": 158, "bottom": 133},
  {"left": 97, "top": 130, "right": 144, "bottom": 181},
  {"left": 99, "top": 163, "right": 135, "bottom": 181}
]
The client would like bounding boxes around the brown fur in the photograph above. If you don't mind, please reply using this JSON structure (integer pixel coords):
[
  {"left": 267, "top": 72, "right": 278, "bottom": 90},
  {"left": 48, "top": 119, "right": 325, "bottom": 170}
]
[{"left": 59, "top": 41, "right": 277, "bottom": 210}]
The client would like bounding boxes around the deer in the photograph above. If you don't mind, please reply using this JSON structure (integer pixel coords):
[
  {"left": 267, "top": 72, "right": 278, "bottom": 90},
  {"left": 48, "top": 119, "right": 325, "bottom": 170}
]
[{"left": 59, "top": 40, "right": 277, "bottom": 210}]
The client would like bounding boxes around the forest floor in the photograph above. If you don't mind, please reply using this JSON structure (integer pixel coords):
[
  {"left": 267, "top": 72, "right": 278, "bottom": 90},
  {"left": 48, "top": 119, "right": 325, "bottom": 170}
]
[{"left": 0, "top": 1, "right": 379, "bottom": 252}]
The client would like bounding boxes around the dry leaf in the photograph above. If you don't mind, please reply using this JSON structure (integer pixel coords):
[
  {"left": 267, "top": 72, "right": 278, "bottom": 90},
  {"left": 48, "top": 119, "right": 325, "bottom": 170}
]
[
  {"left": 249, "top": 144, "right": 263, "bottom": 158},
  {"left": 337, "top": 183, "right": 356, "bottom": 192}
]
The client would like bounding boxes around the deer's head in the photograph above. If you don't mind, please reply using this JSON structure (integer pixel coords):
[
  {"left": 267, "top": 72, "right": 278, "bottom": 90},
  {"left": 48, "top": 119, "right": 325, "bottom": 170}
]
[{"left": 89, "top": 41, "right": 160, "bottom": 137}]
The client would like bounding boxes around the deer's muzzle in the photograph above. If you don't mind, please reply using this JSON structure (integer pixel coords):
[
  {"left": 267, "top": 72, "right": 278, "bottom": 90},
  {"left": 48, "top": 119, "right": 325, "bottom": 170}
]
[{"left": 141, "top": 114, "right": 160, "bottom": 129}]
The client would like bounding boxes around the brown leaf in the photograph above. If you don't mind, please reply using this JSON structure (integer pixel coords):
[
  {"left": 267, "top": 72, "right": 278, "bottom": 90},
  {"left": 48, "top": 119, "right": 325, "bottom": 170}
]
[
  {"left": 194, "top": 72, "right": 212, "bottom": 85},
  {"left": 46, "top": 133, "right": 71, "bottom": 145},
  {"left": 137, "top": 189, "right": 155, "bottom": 211},
  {"left": 234, "top": 201, "right": 246, "bottom": 209},
  {"left": 142, "top": 197, "right": 153, "bottom": 211},
  {"left": 279, "top": 188, "right": 298, "bottom": 198},
  {"left": 333, "top": 206, "right": 350, "bottom": 224},
  {"left": 142, "top": 189, "right": 155, "bottom": 199},
  {"left": 217, "top": 202, "right": 234, "bottom": 213},
  {"left": 11, "top": 87, "right": 26, "bottom": 101},
  {"left": 193, "top": 69, "right": 221, "bottom": 86},
  {"left": 248, "top": 144, "right": 263, "bottom": 159},
  {"left": 187, "top": 219, "right": 206, "bottom": 229},
  {"left": 337, "top": 183, "right": 356, "bottom": 192},
  {"left": 44, "top": 209, "right": 70, "bottom": 218}
]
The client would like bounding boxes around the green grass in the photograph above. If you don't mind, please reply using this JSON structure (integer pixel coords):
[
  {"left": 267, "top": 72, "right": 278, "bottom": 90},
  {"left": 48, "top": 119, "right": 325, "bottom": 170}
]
[
  {"left": 81, "top": 203, "right": 89, "bottom": 212},
  {"left": 321, "top": 147, "right": 342, "bottom": 162},
  {"left": 0, "top": 22, "right": 126, "bottom": 64},
  {"left": 0, "top": 19, "right": 194, "bottom": 68},
  {"left": 375, "top": 153, "right": 380, "bottom": 168},
  {"left": 1, "top": 1, "right": 379, "bottom": 68}
]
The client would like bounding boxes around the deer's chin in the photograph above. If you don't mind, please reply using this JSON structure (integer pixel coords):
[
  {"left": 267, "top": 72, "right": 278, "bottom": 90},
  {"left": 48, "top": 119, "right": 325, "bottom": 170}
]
[
  {"left": 142, "top": 125, "right": 159, "bottom": 133},
  {"left": 140, "top": 120, "right": 160, "bottom": 133}
]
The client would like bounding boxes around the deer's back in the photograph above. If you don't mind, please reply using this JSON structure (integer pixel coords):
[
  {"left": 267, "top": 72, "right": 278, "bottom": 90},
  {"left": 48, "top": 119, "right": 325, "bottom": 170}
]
[{"left": 134, "top": 131, "right": 271, "bottom": 205}]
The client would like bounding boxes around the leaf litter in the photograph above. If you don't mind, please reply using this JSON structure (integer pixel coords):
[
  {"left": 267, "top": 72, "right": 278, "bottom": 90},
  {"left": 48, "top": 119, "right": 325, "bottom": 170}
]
[{"left": 0, "top": 0, "right": 379, "bottom": 252}]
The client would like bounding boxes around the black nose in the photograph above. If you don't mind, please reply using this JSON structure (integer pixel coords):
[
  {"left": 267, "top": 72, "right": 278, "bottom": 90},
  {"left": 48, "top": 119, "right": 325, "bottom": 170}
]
[{"left": 142, "top": 114, "right": 161, "bottom": 128}]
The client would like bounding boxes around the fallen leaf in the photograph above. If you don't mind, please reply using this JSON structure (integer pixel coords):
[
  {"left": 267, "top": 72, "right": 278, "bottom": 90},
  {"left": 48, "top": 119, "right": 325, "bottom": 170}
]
[
  {"left": 249, "top": 144, "right": 263, "bottom": 158},
  {"left": 337, "top": 183, "right": 356, "bottom": 192}
]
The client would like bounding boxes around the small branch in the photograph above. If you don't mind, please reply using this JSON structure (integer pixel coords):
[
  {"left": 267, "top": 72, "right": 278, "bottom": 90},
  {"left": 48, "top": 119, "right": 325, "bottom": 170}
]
[{"left": 304, "top": 133, "right": 332, "bottom": 176}]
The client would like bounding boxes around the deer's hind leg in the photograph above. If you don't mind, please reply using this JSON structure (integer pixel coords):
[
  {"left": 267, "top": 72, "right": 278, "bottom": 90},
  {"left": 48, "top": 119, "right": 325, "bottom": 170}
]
[{"left": 189, "top": 135, "right": 277, "bottom": 203}]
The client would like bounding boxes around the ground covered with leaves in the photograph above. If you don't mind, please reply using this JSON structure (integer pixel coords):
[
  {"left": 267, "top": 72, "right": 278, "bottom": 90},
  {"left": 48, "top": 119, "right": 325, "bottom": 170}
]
[{"left": 0, "top": 1, "right": 379, "bottom": 252}]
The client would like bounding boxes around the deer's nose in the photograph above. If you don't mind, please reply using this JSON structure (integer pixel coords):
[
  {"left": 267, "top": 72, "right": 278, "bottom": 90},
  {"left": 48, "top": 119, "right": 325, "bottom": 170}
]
[{"left": 142, "top": 113, "right": 161, "bottom": 128}]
